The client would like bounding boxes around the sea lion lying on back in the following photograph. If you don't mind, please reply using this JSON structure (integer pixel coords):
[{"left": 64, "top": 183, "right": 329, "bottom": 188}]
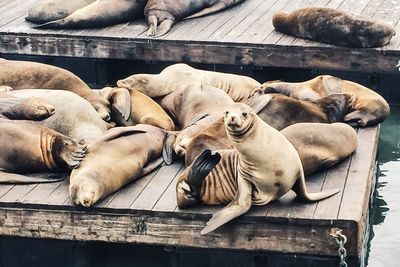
[
  {"left": 99, "top": 86, "right": 175, "bottom": 131},
  {"left": 261, "top": 75, "right": 390, "bottom": 127},
  {"left": 0, "top": 59, "right": 110, "bottom": 121},
  {"left": 145, "top": 0, "right": 246, "bottom": 37},
  {"left": 177, "top": 103, "right": 339, "bottom": 234},
  {"left": 272, "top": 7, "right": 396, "bottom": 48},
  {"left": 35, "top": 0, "right": 147, "bottom": 29},
  {"left": 26, "top": 0, "right": 95, "bottom": 24},
  {"left": 117, "top": 63, "right": 261, "bottom": 102}
]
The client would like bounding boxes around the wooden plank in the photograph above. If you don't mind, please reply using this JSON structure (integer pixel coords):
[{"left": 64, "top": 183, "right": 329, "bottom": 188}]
[
  {"left": 0, "top": 184, "right": 37, "bottom": 203},
  {"left": 46, "top": 180, "right": 70, "bottom": 206},
  {"left": 152, "top": 168, "right": 184, "bottom": 212},
  {"left": 22, "top": 174, "right": 69, "bottom": 205}
]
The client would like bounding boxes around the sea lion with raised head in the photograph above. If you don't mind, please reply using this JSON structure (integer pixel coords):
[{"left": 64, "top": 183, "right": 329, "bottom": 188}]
[
  {"left": 272, "top": 7, "right": 396, "bottom": 48},
  {"left": 0, "top": 59, "right": 110, "bottom": 121},
  {"left": 8, "top": 89, "right": 108, "bottom": 144},
  {"left": 26, "top": 0, "right": 95, "bottom": 24},
  {"left": 99, "top": 86, "right": 175, "bottom": 130},
  {"left": 145, "top": 0, "right": 246, "bottom": 37},
  {"left": 35, "top": 0, "right": 147, "bottom": 29},
  {"left": 69, "top": 124, "right": 174, "bottom": 207},
  {"left": 176, "top": 103, "right": 340, "bottom": 234},
  {"left": 0, "top": 119, "right": 86, "bottom": 183},
  {"left": 261, "top": 75, "right": 390, "bottom": 127},
  {"left": 117, "top": 63, "right": 261, "bottom": 102}
]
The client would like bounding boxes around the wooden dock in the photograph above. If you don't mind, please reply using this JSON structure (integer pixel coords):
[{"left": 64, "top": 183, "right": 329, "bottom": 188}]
[
  {"left": 0, "top": 0, "right": 399, "bottom": 73},
  {"left": 0, "top": 126, "right": 379, "bottom": 258}
]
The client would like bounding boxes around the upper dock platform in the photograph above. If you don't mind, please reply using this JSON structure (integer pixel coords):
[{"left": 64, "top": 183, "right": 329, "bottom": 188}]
[{"left": 0, "top": 0, "right": 400, "bottom": 73}]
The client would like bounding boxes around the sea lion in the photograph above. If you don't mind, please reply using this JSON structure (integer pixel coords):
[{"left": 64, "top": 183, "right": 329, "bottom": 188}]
[
  {"left": 117, "top": 63, "right": 261, "bottom": 102},
  {"left": 145, "top": 0, "right": 246, "bottom": 37},
  {"left": 26, "top": 0, "right": 95, "bottom": 24},
  {"left": 35, "top": 0, "right": 147, "bottom": 29},
  {"left": 272, "top": 7, "right": 396, "bottom": 48},
  {"left": 99, "top": 87, "right": 175, "bottom": 131},
  {"left": 0, "top": 119, "right": 86, "bottom": 183},
  {"left": 176, "top": 103, "right": 340, "bottom": 234},
  {"left": 182, "top": 93, "right": 353, "bottom": 161},
  {"left": 0, "top": 59, "right": 110, "bottom": 121},
  {"left": 160, "top": 82, "right": 234, "bottom": 157},
  {"left": 69, "top": 124, "right": 174, "bottom": 207},
  {"left": 261, "top": 75, "right": 390, "bottom": 127},
  {"left": 8, "top": 89, "right": 108, "bottom": 144}
]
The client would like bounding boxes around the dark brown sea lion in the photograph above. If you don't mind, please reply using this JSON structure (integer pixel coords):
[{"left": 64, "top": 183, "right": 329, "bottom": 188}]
[
  {"left": 0, "top": 119, "right": 86, "bottom": 183},
  {"left": 0, "top": 59, "right": 110, "bottom": 121},
  {"left": 272, "top": 7, "right": 396, "bottom": 48},
  {"left": 35, "top": 0, "right": 147, "bottom": 29},
  {"left": 69, "top": 124, "right": 174, "bottom": 207},
  {"left": 261, "top": 75, "right": 390, "bottom": 127},
  {"left": 26, "top": 0, "right": 95, "bottom": 24},
  {"left": 145, "top": 0, "right": 246, "bottom": 37},
  {"left": 177, "top": 103, "right": 339, "bottom": 234},
  {"left": 100, "top": 86, "right": 175, "bottom": 131},
  {"left": 117, "top": 63, "right": 261, "bottom": 102},
  {"left": 183, "top": 93, "right": 353, "bottom": 162}
]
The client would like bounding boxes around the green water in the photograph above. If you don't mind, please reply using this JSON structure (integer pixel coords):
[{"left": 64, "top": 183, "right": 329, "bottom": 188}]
[{"left": 366, "top": 105, "right": 400, "bottom": 267}]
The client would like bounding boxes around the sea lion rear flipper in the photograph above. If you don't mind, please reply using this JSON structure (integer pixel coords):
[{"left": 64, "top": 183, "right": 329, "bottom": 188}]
[
  {"left": 201, "top": 175, "right": 252, "bottom": 235},
  {"left": 292, "top": 172, "right": 340, "bottom": 202},
  {"left": 0, "top": 85, "right": 13, "bottom": 92},
  {"left": 0, "top": 171, "right": 67, "bottom": 184},
  {"left": 245, "top": 95, "right": 272, "bottom": 113},
  {"left": 142, "top": 158, "right": 164, "bottom": 176},
  {"left": 188, "top": 149, "right": 221, "bottom": 188},
  {"left": 153, "top": 19, "right": 174, "bottom": 37},
  {"left": 322, "top": 76, "right": 343, "bottom": 95}
]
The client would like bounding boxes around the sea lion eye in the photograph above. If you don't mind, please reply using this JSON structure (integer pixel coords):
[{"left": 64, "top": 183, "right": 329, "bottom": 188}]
[{"left": 224, "top": 111, "right": 229, "bottom": 117}]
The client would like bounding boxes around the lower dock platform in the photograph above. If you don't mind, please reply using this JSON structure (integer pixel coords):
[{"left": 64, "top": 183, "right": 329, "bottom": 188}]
[{"left": 0, "top": 126, "right": 379, "bottom": 258}]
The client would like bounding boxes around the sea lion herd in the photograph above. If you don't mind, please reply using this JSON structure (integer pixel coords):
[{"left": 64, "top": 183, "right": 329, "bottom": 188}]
[{"left": 0, "top": 59, "right": 390, "bottom": 234}]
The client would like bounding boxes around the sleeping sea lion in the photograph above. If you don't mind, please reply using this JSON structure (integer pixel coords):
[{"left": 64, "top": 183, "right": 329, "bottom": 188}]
[
  {"left": 34, "top": 0, "right": 147, "bottom": 29},
  {"left": 69, "top": 124, "right": 174, "bottom": 207},
  {"left": 145, "top": 0, "right": 246, "bottom": 37},
  {"left": 261, "top": 75, "right": 390, "bottom": 127},
  {"left": 99, "top": 86, "right": 175, "bottom": 131},
  {"left": 0, "top": 59, "right": 110, "bottom": 121},
  {"left": 272, "top": 7, "right": 396, "bottom": 48},
  {"left": 117, "top": 63, "right": 261, "bottom": 102},
  {"left": 8, "top": 90, "right": 108, "bottom": 144},
  {"left": 177, "top": 103, "right": 340, "bottom": 234},
  {"left": 26, "top": 0, "right": 95, "bottom": 24},
  {"left": 0, "top": 119, "right": 86, "bottom": 183}
]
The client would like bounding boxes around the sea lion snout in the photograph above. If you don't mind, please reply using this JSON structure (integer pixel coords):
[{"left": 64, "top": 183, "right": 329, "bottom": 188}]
[
  {"left": 70, "top": 178, "right": 100, "bottom": 207},
  {"left": 224, "top": 104, "right": 253, "bottom": 133}
]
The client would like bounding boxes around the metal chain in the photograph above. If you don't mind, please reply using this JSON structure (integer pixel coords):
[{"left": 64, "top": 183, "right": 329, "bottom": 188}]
[{"left": 330, "top": 228, "right": 348, "bottom": 267}]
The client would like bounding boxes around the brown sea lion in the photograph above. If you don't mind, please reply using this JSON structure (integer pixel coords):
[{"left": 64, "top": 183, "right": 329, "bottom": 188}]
[
  {"left": 160, "top": 82, "right": 234, "bottom": 157},
  {"left": 0, "top": 59, "right": 110, "bottom": 121},
  {"left": 8, "top": 89, "right": 108, "bottom": 144},
  {"left": 272, "top": 7, "right": 396, "bottom": 48},
  {"left": 117, "top": 63, "right": 261, "bottom": 102},
  {"left": 177, "top": 103, "right": 340, "bottom": 234},
  {"left": 99, "top": 87, "right": 175, "bottom": 131},
  {"left": 182, "top": 93, "right": 353, "bottom": 161},
  {"left": 35, "top": 0, "right": 147, "bottom": 29},
  {"left": 145, "top": 0, "right": 246, "bottom": 37},
  {"left": 0, "top": 119, "right": 86, "bottom": 183},
  {"left": 69, "top": 124, "right": 174, "bottom": 207},
  {"left": 26, "top": 0, "right": 95, "bottom": 24},
  {"left": 261, "top": 75, "right": 390, "bottom": 127}
]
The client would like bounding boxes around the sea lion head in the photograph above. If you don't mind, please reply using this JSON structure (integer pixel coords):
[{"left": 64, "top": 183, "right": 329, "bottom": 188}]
[
  {"left": 117, "top": 74, "right": 153, "bottom": 95},
  {"left": 224, "top": 103, "right": 255, "bottom": 138},
  {"left": 69, "top": 175, "right": 103, "bottom": 207},
  {"left": 272, "top": 11, "right": 292, "bottom": 34}
]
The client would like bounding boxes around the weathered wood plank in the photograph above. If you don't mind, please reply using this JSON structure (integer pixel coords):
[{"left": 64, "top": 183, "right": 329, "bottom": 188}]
[{"left": 152, "top": 168, "right": 184, "bottom": 212}]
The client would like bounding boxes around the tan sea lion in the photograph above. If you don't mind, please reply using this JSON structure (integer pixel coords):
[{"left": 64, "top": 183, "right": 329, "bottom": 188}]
[
  {"left": 145, "top": 0, "right": 246, "bottom": 37},
  {"left": 8, "top": 89, "right": 108, "bottom": 144},
  {"left": 117, "top": 63, "right": 261, "bottom": 102},
  {"left": 272, "top": 7, "right": 396, "bottom": 48},
  {"left": 182, "top": 93, "right": 353, "bottom": 161},
  {"left": 177, "top": 103, "right": 340, "bottom": 234},
  {"left": 35, "top": 0, "right": 147, "bottom": 29},
  {"left": 99, "top": 87, "right": 175, "bottom": 131},
  {"left": 0, "top": 59, "right": 110, "bottom": 121},
  {"left": 69, "top": 124, "right": 174, "bottom": 207},
  {"left": 261, "top": 75, "right": 390, "bottom": 127},
  {"left": 0, "top": 119, "right": 86, "bottom": 183},
  {"left": 26, "top": 0, "right": 95, "bottom": 24}
]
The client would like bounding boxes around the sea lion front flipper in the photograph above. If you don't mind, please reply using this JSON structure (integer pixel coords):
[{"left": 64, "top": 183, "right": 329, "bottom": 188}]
[
  {"left": 153, "top": 19, "right": 174, "bottom": 37},
  {"left": 57, "top": 139, "right": 87, "bottom": 169},
  {"left": 142, "top": 158, "right": 164, "bottom": 176},
  {"left": 0, "top": 171, "right": 67, "bottom": 184},
  {"left": 201, "top": 175, "right": 252, "bottom": 235},
  {"left": 110, "top": 88, "right": 131, "bottom": 121},
  {"left": 188, "top": 150, "right": 221, "bottom": 189},
  {"left": 185, "top": 1, "right": 245, "bottom": 20},
  {"left": 162, "top": 132, "right": 178, "bottom": 165},
  {"left": 0, "top": 97, "right": 56, "bottom": 120},
  {"left": 322, "top": 76, "right": 343, "bottom": 95},
  {"left": 245, "top": 94, "right": 272, "bottom": 113},
  {"left": 100, "top": 127, "right": 147, "bottom": 142}
]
